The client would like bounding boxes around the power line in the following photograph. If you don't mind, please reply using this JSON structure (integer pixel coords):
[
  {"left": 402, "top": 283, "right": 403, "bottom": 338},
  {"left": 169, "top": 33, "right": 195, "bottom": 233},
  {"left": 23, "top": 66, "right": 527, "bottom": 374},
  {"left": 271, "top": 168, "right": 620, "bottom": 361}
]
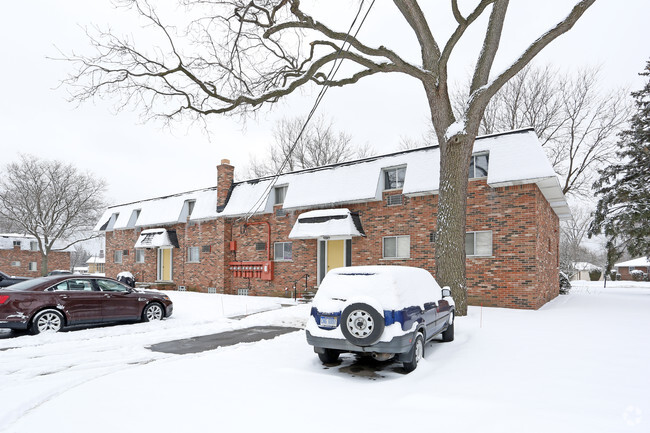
[{"left": 240, "top": 0, "right": 376, "bottom": 222}]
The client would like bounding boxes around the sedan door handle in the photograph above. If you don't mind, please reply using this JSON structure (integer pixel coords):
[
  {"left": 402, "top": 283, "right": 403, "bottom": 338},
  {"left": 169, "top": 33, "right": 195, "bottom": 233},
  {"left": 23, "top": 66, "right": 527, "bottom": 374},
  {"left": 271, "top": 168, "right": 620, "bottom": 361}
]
[
  {"left": 103, "top": 294, "right": 111, "bottom": 298},
  {"left": 60, "top": 295, "right": 69, "bottom": 299}
]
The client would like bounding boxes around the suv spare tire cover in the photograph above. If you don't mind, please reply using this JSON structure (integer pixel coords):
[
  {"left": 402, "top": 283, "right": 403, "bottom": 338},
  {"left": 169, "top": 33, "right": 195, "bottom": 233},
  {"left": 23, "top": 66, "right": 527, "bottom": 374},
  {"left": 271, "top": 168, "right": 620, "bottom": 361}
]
[{"left": 341, "top": 302, "right": 385, "bottom": 346}]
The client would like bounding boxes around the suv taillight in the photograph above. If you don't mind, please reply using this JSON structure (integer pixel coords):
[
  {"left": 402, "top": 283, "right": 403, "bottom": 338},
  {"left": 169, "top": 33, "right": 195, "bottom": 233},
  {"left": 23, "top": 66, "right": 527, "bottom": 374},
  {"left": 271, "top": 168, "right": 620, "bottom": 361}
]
[{"left": 0, "top": 295, "right": 9, "bottom": 304}]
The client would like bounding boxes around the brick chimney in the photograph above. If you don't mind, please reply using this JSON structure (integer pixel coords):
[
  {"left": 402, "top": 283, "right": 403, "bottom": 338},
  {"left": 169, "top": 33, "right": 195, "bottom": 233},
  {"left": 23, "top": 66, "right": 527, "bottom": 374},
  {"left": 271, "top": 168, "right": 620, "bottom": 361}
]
[{"left": 217, "top": 159, "right": 234, "bottom": 210}]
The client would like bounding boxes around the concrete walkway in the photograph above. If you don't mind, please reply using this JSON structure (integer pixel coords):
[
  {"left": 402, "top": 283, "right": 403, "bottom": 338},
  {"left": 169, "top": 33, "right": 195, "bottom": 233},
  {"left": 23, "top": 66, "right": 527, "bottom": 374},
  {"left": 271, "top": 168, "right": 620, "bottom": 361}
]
[{"left": 147, "top": 326, "right": 301, "bottom": 354}]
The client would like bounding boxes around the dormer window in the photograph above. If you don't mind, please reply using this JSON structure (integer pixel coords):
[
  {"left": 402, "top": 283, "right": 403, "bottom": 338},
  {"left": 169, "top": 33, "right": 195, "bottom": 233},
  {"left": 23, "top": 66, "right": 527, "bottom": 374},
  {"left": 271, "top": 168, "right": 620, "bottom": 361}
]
[
  {"left": 384, "top": 166, "right": 406, "bottom": 190},
  {"left": 106, "top": 213, "right": 119, "bottom": 231},
  {"left": 469, "top": 153, "right": 489, "bottom": 179},
  {"left": 127, "top": 209, "right": 141, "bottom": 228},
  {"left": 274, "top": 186, "right": 288, "bottom": 205},
  {"left": 179, "top": 200, "right": 196, "bottom": 221}
]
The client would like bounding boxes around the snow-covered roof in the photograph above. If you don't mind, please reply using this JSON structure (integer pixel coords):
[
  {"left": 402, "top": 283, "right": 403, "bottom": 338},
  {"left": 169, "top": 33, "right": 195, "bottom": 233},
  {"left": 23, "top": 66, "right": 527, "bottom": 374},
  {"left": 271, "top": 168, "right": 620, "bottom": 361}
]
[
  {"left": 288, "top": 208, "right": 365, "bottom": 240},
  {"left": 615, "top": 257, "right": 650, "bottom": 268},
  {"left": 0, "top": 233, "right": 70, "bottom": 251},
  {"left": 573, "top": 262, "right": 600, "bottom": 271},
  {"left": 96, "top": 128, "right": 570, "bottom": 231},
  {"left": 86, "top": 256, "right": 105, "bottom": 264},
  {"left": 134, "top": 229, "right": 178, "bottom": 249}
]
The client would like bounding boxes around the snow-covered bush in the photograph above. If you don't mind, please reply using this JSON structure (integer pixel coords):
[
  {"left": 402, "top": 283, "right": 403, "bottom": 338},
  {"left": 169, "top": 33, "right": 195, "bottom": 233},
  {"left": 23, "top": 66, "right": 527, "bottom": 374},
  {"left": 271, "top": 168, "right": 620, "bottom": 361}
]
[
  {"left": 630, "top": 270, "right": 647, "bottom": 281},
  {"left": 588, "top": 269, "right": 602, "bottom": 281}
]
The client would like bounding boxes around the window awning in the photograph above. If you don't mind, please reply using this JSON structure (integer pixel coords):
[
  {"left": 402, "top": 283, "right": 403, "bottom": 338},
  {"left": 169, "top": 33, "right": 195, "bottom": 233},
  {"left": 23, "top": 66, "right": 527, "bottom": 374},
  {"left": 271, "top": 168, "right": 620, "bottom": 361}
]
[
  {"left": 288, "top": 208, "right": 365, "bottom": 240},
  {"left": 134, "top": 229, "right": 179, "bottom": 249}
]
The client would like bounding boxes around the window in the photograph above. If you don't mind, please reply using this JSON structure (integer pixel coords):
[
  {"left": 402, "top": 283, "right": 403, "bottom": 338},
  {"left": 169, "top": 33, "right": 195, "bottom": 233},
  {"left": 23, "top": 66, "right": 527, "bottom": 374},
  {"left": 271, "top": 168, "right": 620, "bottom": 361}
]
[
  {"left": 202, "top": 245, "right": 211, "bottom": 253},
  {"left": 466, "top": 231, "right": 492, "bottom": 257},
  {"left": 384, "top": 167, "right": 406, "bottom": 190},
  {"left": 114, "top": 250, "right": 123, "bottom": 264},
  {"left": 274, "top": 186, "right": 288, "bottom": 205},
  {"left": 96, "top": 279, "right": 129, "bottom": 292},
  {"left": 179, "top": 200, "right": 196, "bottom": 221},
  {"left": 53, "top": 280, "right": 94, "bottom": 291},
  {"left": 13, "top": 240, "right": 21, "bottom": 248},
  {"left": 383, "top": 236, "right": 410, "bottom": 259},
  {"left": 30, "top": 241, "right": 38, "bottom": 251},
  {"left": 135, "top": 249, "right": 145, "bottom": 263},
  {"left": 238, "top": 288, "right": 249, "bottom": 296},
  {"left": 29, "top": 262, "right": 38, "bottom": 272},
  {"left": 274, "top": 242, "right": 293, "bottom": 261},
  {"left": 123, "top": 249, "right": 129, "bottom": 256},
  {"left": 127, "top": 209, "right": 141, "bottom": 228},
  {"left": 10, "top": 261, "right": 20, "bottom": 267},
  {"left": 106, "top": 213, "right": 120, "bottom": 231},
  {"left": 386, "top": 194, "right": 403, "bottom": 206},
  {"left": 469, "top": 153, "right": 489, "bottom": 179},
  {"left": 187, "top": 246, "right": 200, "bottom": 263},
  {"left": 255, "top": 242, "right": 267, "bottom": 252}
]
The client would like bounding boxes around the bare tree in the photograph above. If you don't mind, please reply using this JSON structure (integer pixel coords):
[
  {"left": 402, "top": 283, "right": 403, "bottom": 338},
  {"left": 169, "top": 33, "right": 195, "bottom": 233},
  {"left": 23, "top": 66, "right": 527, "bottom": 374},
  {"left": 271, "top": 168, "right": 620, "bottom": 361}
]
[
  {"left": 247, "top": 115, "right": 374, "bottom": 178},
  {"left": 559, "top": 206, "right": 594, "bottom": 276},
  {"left": 0, "top": 155, "right": 107, "bottom": 276},
  {"left": 455, "top": 64, "right": 631, "bottom": 197},
  {"left": 63, "top": 0, "right": 596, "bottom": 314},
  {"left": 70, "top": 245, "right": 93, "bottom": 270}
]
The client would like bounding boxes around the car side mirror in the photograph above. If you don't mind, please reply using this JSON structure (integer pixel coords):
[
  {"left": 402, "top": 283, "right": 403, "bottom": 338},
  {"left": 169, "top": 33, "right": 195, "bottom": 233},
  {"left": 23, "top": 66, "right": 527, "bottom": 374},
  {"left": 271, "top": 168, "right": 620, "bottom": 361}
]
[{"left": 441, "top": 287, "right": 451, "bottom": 298}]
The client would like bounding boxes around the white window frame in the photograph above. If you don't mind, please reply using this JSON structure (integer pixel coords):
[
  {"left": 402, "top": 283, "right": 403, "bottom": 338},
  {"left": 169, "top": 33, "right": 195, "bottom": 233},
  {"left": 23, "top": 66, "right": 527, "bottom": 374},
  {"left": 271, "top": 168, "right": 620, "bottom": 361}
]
[
  {"left": 187, "top": 246, "right": 200, "bottom": 263},
  {"left": 383, "top": 166, "right": 406, "bottom": 191},
  {"left": 30, "top": 241, "right": 38, "bottom": 251},
  {"left": 114, "top": 250, "right": 123, "bottom": 264},
  {"left": 135, "top": 249, "right": 145, "bottom": 263},
  {"left": 382, "top": 236, "right": 410, "bottom": 259},
  {"left": 13, "top": 240, "right": 21, "bottom": 248},
  {"left": 466, "top": 230, "right": 493, "bottom": 257},
  {"left": 274, "top": 186, "right": 288, "bottom": 205},
  {"left": 469, "top": 153, "right": 489, "bottom": 179},
  {"left": 10, "top": 261, "right": 21, "bottom": 267},
  {"left": 274, "top": 242, "right": 293, "bottom": 261},
  {"left": 29, "top": 262, "right": 38, "bottom": 271}
]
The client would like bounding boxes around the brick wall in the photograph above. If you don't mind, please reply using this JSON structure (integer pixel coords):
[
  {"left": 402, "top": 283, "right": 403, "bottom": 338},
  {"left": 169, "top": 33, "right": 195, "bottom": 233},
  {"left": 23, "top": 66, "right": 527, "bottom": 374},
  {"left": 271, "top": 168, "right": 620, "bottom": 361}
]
[
  {"left": 104, "top": 179, "right": 561, "bottom": 309},
  {"left": 0, "top": 246, "right": 71, "bottom": 276}
]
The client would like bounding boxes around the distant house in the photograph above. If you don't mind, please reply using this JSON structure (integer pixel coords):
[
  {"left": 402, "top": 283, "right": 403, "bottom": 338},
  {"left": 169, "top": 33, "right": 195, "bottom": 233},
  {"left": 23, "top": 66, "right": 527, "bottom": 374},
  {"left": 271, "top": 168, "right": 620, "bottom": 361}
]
[
  {"left": 86, "top": 256, "right": 106, "bottom": 275},
  {"left": 95, "top": 128, "right": 570, "bottom": 309},
  {"left": 615, "top": 257, "right": 650, "bottom": 281},
  {"left": 0, "top": 233, "right": 71, "bottom": 276},
  {"left": 571, "top": 262, "right": 602, "bottom": 281}
]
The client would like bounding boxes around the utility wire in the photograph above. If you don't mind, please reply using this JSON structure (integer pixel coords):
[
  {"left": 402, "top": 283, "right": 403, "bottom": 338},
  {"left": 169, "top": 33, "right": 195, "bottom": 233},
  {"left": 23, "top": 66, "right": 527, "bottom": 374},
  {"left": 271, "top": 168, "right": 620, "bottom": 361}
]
[{"left": 240, "top": 0, "right": 376, "bottom": 223}]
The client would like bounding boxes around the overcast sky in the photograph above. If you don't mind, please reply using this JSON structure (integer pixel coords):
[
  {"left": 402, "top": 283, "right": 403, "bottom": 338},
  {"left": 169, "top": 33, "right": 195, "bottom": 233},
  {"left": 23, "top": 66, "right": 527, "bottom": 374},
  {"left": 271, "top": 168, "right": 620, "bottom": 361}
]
[{"left": 1, "top": 0, "right": 648, "bottom": 210}]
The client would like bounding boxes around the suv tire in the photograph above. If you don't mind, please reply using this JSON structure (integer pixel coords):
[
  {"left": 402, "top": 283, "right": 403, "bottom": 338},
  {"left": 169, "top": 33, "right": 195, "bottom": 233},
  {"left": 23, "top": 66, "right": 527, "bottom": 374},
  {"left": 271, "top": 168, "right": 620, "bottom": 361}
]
[
  {"left": 441, "top": 311, "right": 454, "bottom": 342},
  {"left": 340, "top": 303, "right": 385, "bottom": 346},
  {"left": 403, "top": 333, "right": 424, "bottom": 373}
]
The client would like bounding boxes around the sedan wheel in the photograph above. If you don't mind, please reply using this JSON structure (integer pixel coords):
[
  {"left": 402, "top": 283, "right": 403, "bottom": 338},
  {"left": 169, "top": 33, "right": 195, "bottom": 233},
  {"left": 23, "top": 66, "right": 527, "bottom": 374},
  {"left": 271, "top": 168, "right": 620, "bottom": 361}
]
[
  {"left": 31, "top": 310, "right": 64, "bottom": 334},
  {"left": 143, "top": 303, "right": 164, "bottom": 322}
]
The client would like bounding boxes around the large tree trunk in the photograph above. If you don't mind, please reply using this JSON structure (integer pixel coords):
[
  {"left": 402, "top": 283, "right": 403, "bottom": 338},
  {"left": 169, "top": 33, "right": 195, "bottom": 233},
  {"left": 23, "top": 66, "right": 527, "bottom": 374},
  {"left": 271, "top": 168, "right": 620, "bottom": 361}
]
[
  {"left": 435, "top": 134, "right": 474, "bottom": 316},
  {"left": 41, "top": 252, "right": 49, "bottom": 277}
]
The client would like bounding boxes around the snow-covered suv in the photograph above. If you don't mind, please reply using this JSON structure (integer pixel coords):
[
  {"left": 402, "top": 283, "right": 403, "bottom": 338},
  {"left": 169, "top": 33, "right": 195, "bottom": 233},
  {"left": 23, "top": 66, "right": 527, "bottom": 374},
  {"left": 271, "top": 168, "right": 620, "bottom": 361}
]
[{"left": 306, "top": 265, "right": 455, "bottom": 372}]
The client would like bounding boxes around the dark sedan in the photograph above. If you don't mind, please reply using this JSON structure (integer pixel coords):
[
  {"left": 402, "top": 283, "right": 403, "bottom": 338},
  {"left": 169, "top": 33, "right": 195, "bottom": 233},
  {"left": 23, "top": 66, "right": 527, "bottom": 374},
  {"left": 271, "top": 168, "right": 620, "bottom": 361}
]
[
  {"left": 0, "top": 270, "right": 30, "bottom": 288},
  {"left": 0, "top": 275, "right": 173, "bottom": 334}
]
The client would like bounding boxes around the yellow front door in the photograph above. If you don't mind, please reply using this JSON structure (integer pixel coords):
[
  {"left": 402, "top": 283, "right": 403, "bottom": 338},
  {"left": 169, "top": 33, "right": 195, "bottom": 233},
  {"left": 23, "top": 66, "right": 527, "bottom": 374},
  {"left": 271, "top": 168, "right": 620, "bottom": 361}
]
[
  {"left": 326, "top": 240, "right": 345, "bottom": 273},
  {"left": 158, "top": 248, "right": 173, "bottom": 281}
]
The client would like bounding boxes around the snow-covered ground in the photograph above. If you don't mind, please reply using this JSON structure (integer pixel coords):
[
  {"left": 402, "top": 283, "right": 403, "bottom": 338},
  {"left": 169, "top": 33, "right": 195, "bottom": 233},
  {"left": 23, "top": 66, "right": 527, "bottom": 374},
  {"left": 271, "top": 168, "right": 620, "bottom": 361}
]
[{"left": 1, "top": 281, "right": 648, "bottom": 432}]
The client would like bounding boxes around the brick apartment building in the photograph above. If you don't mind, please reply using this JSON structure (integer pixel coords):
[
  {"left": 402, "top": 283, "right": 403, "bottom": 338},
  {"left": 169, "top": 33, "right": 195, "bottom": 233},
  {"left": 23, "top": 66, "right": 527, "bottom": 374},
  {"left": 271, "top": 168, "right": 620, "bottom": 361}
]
[
  {"left": 96, "top": 128, "right": 571, "bottom": 309},
  {"left": 0, "top": 234, "right": 71, "bottom": 276}
]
